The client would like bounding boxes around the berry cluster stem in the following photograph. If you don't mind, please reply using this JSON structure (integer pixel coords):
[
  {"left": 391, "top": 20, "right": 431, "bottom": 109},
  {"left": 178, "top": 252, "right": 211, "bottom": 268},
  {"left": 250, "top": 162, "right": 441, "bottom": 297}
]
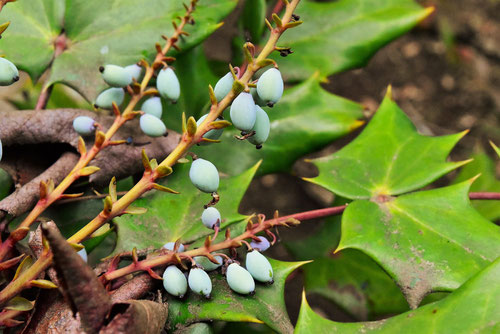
[{"left": 104, "top": 204, "right": 347, "bottom": 281}]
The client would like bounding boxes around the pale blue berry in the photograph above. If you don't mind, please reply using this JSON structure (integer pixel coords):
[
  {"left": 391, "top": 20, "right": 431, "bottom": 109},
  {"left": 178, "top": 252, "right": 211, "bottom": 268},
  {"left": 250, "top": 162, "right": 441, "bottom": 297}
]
[
  {"left": 213, "top": 72, "right": 234, "bottom": 102},
  {"left": 0, "top": 139, "right": 2, "bottom": 162},
  {"left": 95, "top": 88, "right": 125, "bottom": 109},
  {"left": 157, "top": 67, "right": 180, "bottom": 102},
  {"left": 140, "top": 114, "right": 167, "bottom": 137},
  {"left": 230, "top": 92, "right": 256, "bottom": 131},
  {"left": 0, "top": 58, "right": 19, "bottom": 86},
  {"left": 99, "top": 64, "right": 132, "bottom": 87},
  {"left": 256, "top": 68, "right": 283, "bottom": 107},
  {"left": 248, "top": 106, "right": 270, "bottom": 148},
  {"left": 246, "top": 250, "right": 273, "bottom": 283},
  {"left": 77, "top": 247, "right": 88, "bottom": 263},
  {"left": 188, "top": 268, "right": 212, "bottom": 298},
  {"left": 250, "top": 236, "right": 270, "bottom": 252},
  {"left": 196, "top": 114, "right": 223, "bottom": 145},
  {"left": 201, "top": 207, "right": 221, "bottom": 229},
  {"left": 163, "top": 265, "right": 188, "bottom": 297},
  {"left": 124, "top": 64, "right": 142, "bottom": 81},
  {"left": 141, "top": 97, "right": 162, "bottom": 119},
  {"left": 73, "top": 116, "right": 96, "bottom": 136},
  {"left": 226, "top": 263, "right": 255, "bottom": 295},
  {"left": 162, "top": 242, "right": 185, "bottom": 252},
  {"left": 193, "top": 255, "right": 223, "bottom": 271},
  {"left": 189, "top": 158, "right": 219, "bottom": 193}
]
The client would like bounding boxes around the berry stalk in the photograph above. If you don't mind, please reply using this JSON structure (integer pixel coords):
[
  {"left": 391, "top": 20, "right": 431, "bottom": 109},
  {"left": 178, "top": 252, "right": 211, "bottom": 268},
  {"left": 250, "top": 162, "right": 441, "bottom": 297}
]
[{"left": 104, "top": 204, "right": 347, "bottom": 281}]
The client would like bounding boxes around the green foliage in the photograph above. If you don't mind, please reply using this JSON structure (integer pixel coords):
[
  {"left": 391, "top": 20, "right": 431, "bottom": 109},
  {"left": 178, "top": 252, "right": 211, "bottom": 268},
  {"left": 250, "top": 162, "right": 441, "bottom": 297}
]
[
  {"left": 167, "top": 259, "right": 307, "bottom": 333},
  {"left": 194, "top": 75, "right": 364, "bottom": 176},
  {"left": 273, "top": 0, "right": 432, "bottom": 81},
  {"left": 295, "top": 257, "right": 500, "bottom": 333},
  {"left": 306, "top": 95, "right": 500, "bottom": 308},
  {"left": 0, "top": 0, "right": 237, "bottom": 100},
  {"left": 307, "top": 92, "right": 468, "bottom": 199}
]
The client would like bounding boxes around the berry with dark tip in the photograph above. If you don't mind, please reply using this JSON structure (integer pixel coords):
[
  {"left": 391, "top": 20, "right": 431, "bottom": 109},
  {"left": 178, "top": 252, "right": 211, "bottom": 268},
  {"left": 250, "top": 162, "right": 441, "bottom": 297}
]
[
  {"left": 226, "top": 263, "right": 255, "bottom": 295},
  {"left": 256, "top": 68, "right": 283, "bottom": 107},
  {"left": 157, "top": 67, "right": 180, "bottom": 102},
  {"left": 201, "top": 207, "right": 221, "bottom": 229},
  {"left": 0, "top": 58, "right": 19, "bottom": 86},
  {"left": 246, "top": 250, "right": 274, "bottom": 283},
  {"left": 95, "top": 88, "right": 125, "bottom": 109},
  {"left": 188, "top": 268, "right": 212, "bottom": 298},
  {"left": 100, "top": 64, "right": 132, "bottom": 87},
  {"left": 230, "top": 92, "right": 256, "bottom": 131},
  {"left": 248, "top": 106, "right": 270, "bottom": 147},
  {"left": 163, "top": 265, "right": 188, "bottom": 297}
]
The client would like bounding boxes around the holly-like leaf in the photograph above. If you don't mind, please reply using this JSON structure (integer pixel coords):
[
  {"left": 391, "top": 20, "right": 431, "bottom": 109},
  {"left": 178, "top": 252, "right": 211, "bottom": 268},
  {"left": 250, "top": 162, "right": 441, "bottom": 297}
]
[
  {"left": 286, "top": 209, "right": 411, "bottom": 320},
  {"left": 306, "top": 91, "right": 468, "bottom": 199},
  {"left": 0, "top": 0, "right": 237, "bottom": 100},
  {"left": 113, "top": 161, "right": 260, "bottom": 253},
  {"left": 194, "top": 74, "right": 364, "bottom": 176},
  {"left": 273, "top": 0, "right": 432, "bottom": 81},
  {"left": 339, "top": 181, "right": 500, "bottom": 308},
  {"left": 454, "top": 152, "right": 500, "bottom": 221},
  {"left": 166, "top": 259, "right": 308, "bottom": 333},
  {"left": 295, "top": 256, "right": 500, "bottom": 333}
]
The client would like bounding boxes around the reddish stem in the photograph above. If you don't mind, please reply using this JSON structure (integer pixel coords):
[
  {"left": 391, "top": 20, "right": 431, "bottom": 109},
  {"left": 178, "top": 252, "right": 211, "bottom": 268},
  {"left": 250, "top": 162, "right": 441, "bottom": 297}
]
[
  {"left": 469, "top": 192, "right": 500, "bottom": 200},
  {"left": 35, "top": 32, "right": 68, "bottom": 110}
]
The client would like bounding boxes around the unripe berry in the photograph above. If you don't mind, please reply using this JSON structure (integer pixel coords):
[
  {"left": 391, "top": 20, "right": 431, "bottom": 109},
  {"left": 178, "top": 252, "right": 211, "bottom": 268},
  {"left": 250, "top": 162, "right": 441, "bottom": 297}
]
[
  {"left": 188, "top": 268, "right": 212, "bottom": 298},
  {"left": 77, "top": 247, "right": 88, "bottom": 263},
  {"left": 248, "top": 106, "right": 270, "bottom": 148},
  {"left": 246, "top": 250, "right": 273, "bottom": 283},
  {"left": 196, "top": 114, "right": 223, "bottom": 144},
  {"left": 95, "top": 88, "right": 125, "bottom": 109},
  {"left": 226, "top": 263, "right": 255, "bottom": 295},
  {"left": 230, "top": 92, "right": 256, "bottom": 131},
  {"left": 163, "top": 265, "right": 188, "bottom": 297},
  {"left": 213, "top": 72, "right": 234, "bottom": 102},
  {"left": 157, "top": 67, "right": 180, "bottom": 103},
  {"left": 256, "top": 68, "right": 283, "bottom": 107},
  {"left": 99, "top": 64, "right": 132, "bottom": 87},
  {"left": 72, "top": 116, "right": 96, "bottom": 136},
  {"left": 140, "top": 114, "right": 167, "bottom": 137},
  {"left": 189, "top": 158, "right": 219, "bottom": 193},
  {"left": 124, "top": 64, "right": 142, "bottom": 81},
  {"left": 250, "top": 236, "right": 270, "bottom": 252},
  {"left": 162, "top": 242, "right": 185, "bottom": 252},
  {"left": 193, "top": 255, "right": 223, "bottom": 271},
  {"left": 0, "top": 58, "right": 19, "bottom": 86},
  {"left": 201, "top": 207, "right": 221, "bottom": 229},
  {"left": 141, "top": 97, "right": 163, "bottom": 119}
]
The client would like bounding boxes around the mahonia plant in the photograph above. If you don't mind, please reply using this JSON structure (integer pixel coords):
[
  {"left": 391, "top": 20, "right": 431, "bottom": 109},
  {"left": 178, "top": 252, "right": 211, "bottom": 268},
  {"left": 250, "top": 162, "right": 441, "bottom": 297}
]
[{"left": 0, "top": 0, "right": 498, "bottom": 332}]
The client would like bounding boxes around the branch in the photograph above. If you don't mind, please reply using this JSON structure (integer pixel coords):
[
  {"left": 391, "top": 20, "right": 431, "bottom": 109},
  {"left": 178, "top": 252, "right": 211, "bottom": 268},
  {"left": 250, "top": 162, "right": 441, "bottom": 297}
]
[
  {"left": 469, "top": 192, "right": 500, "bottom": 200},
  {"left": 104, "top": 204, "right": 345, "bottom": 281}
]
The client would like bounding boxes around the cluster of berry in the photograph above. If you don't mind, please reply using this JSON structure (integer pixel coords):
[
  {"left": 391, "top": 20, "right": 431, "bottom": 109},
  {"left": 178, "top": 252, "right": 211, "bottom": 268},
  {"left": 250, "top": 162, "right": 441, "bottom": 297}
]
[
  {"left": 162, "top": 246, "right": 274, "bottom": 298},
  {"left": 73, "top": 63, "right": 180, "bottom": 138}
]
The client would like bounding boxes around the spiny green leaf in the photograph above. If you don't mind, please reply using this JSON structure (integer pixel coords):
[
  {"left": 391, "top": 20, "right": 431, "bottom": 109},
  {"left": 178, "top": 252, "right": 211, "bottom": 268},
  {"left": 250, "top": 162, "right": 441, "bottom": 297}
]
[
  {"left": 113, "top": 161, "right": 261, "bottom": 253},
  {"left": 338, "top": 181, "right": 500, "bottom": 308},
  {"left": 286, "top": 207, "right": 411, "bottom": 320},
  {"left": 306, "top": 93, "right": 469, "bottom": 199},
  {"left": 0, "top": 0, "right": 237, "bottom": 101},
  {"left": 194, "top": 74, "right": 364, "bottom": 176},
  {"left": 453, "top": 151, "right": 500, "bottom": 221},
  {"left": 166, "top": 259, "right": 308, "bottom": 333},
  {"left": 295, "top": 256, "right": 500, "bottom": 333},
  {"left": 273, "top": 0, "right": 433, "bottom": 81}
]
